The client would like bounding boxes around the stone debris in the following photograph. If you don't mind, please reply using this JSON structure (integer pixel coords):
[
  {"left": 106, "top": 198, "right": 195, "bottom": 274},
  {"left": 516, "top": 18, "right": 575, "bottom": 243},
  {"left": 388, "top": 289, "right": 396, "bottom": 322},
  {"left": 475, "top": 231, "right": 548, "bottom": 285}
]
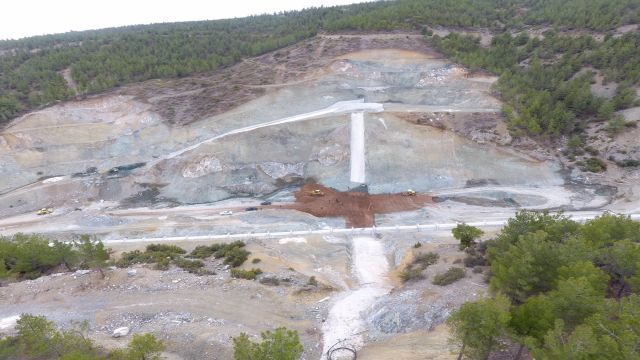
[{"left": 112, "top": 326, "right": 130, "bottom": 338}]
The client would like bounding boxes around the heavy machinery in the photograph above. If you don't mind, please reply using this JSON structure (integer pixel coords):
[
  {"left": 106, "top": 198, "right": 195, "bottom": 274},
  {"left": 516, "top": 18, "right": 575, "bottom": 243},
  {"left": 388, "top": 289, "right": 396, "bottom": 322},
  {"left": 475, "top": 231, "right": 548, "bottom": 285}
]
[
  {"left": 308, "top": 189, "right": 325, "bottom": 197},
  {"left": 404, "top": 189, "right": 417, "bottom": 196},
  {"left": 36, "top": 208, "right": 53, "bottom": 215}
]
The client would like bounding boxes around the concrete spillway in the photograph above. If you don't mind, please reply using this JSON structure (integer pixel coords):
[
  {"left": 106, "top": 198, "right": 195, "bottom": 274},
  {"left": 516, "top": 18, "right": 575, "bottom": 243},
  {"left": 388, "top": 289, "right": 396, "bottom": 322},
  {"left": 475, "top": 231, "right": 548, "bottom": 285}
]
[
  {"left": 321, "top": 236, "right": 391, "bottom": 358},
  {"left": 350, "top": 112, "right": 366, "bottom": 184}
]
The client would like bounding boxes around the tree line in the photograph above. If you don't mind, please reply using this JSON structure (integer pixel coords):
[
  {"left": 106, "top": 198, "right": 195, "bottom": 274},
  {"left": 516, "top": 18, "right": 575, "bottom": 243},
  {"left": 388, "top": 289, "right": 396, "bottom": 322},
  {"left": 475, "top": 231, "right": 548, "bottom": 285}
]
[
  {"left": 1, "top": 0, "right": 639, "bottom": 125},
  {"left": 0, "top": 234, "right": 109, "bottom": 282},
  {"left": 447, "top": 211, "right": 640, "bottom": 359},
  {"left": 432, "top": 30, "right": 639, "bottom": 138}
]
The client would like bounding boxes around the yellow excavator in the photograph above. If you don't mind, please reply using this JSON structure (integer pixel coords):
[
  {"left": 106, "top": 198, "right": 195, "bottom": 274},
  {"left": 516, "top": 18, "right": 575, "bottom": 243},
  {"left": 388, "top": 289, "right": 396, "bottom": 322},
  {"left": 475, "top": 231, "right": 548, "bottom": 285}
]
[
  {"left": 308, "top": 189, "right": 325, "bottom": 197},
  {"left": 404, "top": 189, "right": 417, "bottom": 196},
  {"left": 36, "top": 208, "right": 53, "bottom": 215}
]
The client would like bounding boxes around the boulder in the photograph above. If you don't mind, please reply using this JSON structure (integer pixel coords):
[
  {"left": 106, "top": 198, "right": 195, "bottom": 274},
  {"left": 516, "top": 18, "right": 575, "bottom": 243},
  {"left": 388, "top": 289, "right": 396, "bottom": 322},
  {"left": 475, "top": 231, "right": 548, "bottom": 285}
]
[{"left": 112, "top": 327, "right": 130, "bottom": 338}]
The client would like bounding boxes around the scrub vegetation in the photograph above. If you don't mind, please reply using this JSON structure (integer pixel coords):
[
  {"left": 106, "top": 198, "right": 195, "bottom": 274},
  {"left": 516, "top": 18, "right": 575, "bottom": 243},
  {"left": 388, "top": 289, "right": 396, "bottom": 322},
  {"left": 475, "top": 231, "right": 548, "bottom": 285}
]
[
  {"left": 0, "top": 234, "right": 109, "bottom": 281},
  {"left": 0, "top": 314, "right": 164, "bottom": 360}
]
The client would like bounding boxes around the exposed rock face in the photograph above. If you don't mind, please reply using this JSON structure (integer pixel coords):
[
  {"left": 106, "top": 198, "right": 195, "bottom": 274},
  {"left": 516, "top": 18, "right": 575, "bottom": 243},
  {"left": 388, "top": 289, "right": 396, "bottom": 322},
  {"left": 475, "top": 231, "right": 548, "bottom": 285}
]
[
  {"left": 258, "top": 162, "right": 304, "bottom": 179},
  {"left": 223, "top": 182, "right": 278, "bottom": 195},
  {"left": 315, "top": 144, "right": 348, "bottom": 166},
  {"left": 182, "top": 156, "right": 224, "bottom": 178}
]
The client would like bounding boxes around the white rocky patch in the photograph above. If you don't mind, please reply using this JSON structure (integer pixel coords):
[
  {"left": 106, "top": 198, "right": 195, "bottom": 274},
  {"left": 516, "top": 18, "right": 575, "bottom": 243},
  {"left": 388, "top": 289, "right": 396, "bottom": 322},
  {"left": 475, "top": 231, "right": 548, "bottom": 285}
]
[
  {"left": 0, "top": 315, "right": 20, "bottom": 331},
  {"left": 258, "top": 162, "right": 304, "bottom": 179},
  {"left": 182, "top": 156, "right": 224, "bottom": 178},
  {"left": 316, "top": 144, "right": 348, "bottom": 166},
  {"left": 278, "top": 237, "right": 307, "bottom": 244}
]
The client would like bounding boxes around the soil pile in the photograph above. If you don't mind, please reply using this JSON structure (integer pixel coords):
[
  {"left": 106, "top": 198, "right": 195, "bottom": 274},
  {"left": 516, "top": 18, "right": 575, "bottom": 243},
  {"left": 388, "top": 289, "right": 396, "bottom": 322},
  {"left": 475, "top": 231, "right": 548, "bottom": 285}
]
[{"left": 289, "top": 183, "right": 432, "bottom": 227}]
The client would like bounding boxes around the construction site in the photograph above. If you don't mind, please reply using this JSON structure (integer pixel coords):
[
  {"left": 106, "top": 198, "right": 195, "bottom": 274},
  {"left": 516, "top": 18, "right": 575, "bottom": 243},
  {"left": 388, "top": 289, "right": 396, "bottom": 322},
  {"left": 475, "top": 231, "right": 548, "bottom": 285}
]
[{"left": 1, "top": 32, "right": 639, "bottom": 359}]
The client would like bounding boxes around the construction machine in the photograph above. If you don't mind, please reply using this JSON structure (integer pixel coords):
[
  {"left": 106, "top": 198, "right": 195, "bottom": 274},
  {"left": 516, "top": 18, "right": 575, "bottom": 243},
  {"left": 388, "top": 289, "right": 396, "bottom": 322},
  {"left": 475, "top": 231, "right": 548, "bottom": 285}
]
[
  {"left": 36, "top": 208, "right": 53, "bottom": 215},
  {"left": 308, "top": 189, "right": 325, "bottom": 197},
  {"left": 404, "top": 189, "right": 417, "bottom": 196}
]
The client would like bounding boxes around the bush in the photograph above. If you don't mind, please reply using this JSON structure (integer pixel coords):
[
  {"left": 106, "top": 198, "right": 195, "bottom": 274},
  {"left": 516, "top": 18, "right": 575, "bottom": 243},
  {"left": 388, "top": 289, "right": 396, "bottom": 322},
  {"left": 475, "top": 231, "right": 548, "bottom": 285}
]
[
  {"left": 230, "top": 268, "right": 263, "bottom": 280},
  {"left": 463, "top": 254, "right": 487, "bottom": 268},
  {"left": 146, "top": 244, "right": 185, "bottom": 254},
  {"left": 452, "top": 223, "right": 484, "bottom": 250},
  {"left": 413, "top": 242, "right": 422, "bottom": 248},
  {"left": 223, "top": 247, "right": 250, "bottom": 267},
  {"left": 233, "top": 327, "right": 303, "bottom": 360},
  {"left": 251, "top": 258, "right": 262, "bottom": 264},
  {"left": 173, "top": 257, "right": 205, "bottom": 274},
  {"left": 188, "top": 245, "right": 217, "bottom": 259},
  {"left": 116, "top": 250, "right": 153, "bottom": 267},
  {"left": 307, "top": 276, "right": 318, "bottom": 286},
  {"left": 413, "top": 252, "right": 439, "bottom": 269},
  {"left": 473, "top": 266, "right": 484, "bottom": 274},
  {"left": 190, "top": 241, "right": 250, "bottom": 267},
  {"left": 400, "top": 267, "right": 425, "bottom": 283},
  {"left": 154, "top": 257, "right": 171, "bottom": 271},
  {"left": 433, "top": 267, "right": 466, "bottom": 286},
  {"left": 616, "top": 159, "right": 640, "bottom": 167},
  {"left": 581, "top": 157, "right": 607, "bottom": 172}
]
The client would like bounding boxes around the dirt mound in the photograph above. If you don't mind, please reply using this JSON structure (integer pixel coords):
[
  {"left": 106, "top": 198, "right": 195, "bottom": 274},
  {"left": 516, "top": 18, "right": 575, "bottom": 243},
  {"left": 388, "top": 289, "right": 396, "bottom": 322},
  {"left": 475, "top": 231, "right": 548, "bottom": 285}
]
[{"left": 289, "top": 183, "right": 432, "bottom": 228}]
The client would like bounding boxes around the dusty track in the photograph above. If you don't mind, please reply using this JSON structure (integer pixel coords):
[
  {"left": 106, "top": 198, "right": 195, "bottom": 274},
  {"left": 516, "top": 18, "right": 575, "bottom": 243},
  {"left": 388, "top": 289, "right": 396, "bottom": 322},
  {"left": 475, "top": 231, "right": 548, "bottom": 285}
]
[{"left": 288, "top": 183, "right": 432, "bottom": 227}]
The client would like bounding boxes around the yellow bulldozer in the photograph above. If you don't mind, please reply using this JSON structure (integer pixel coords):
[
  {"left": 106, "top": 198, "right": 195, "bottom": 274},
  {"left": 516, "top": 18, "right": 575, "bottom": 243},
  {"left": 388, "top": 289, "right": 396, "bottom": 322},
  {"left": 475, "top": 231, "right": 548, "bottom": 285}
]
[
  {"left": 308, "top": 189, "right": 325, "bottom": 197},
  {"left": 404, "top": 189, "right": 417, "bottom": 196},
  {"left": 36, "top": 208, "right": 53, "bottom": 215}
]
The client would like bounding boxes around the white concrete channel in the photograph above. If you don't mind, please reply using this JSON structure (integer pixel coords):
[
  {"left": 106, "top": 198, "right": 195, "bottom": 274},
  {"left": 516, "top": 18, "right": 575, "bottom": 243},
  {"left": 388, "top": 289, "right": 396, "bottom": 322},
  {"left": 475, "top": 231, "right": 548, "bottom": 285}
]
[
  {"left": 349, "top": 112, "right": 366, "bottom": 184},
  {"left": 102, "top": 212, "right": 640, "bottom": 244}
]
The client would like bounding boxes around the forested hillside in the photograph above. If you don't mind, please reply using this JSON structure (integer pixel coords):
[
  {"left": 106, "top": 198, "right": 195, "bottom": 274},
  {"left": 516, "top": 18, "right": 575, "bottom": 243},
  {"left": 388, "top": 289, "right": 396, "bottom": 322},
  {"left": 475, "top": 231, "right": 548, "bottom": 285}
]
[
  {"left": 432, "top": 31, "right": 640, "bottom": 137},
  {"left": 0, "top": 0, "right": 639, "bottom": 126}
]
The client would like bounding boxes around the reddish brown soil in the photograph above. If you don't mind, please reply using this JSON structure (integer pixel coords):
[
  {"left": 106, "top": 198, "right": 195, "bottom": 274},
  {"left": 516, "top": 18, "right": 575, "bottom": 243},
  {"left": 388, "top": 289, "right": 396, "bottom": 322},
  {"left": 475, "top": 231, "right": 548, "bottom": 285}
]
[{"left": 285, "top": 183, "right": 432, "bottom": 228}]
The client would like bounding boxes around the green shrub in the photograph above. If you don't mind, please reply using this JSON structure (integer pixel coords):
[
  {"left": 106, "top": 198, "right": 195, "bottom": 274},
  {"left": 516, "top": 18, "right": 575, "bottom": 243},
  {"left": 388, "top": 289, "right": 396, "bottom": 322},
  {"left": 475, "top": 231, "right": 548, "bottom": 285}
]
[
  {"left": 223, "top": 247, "right": 250, "bottom": 267},
  {"left": 400, "top": 267, "right": 425, "bottom": 283},
  {"left": 116, "top": 250, "right": 153, "bottom": 267},
  {"left": 251, "top": 258, "right": 262, "bottom": 264},
  {"left": 146, "top": 244, "right": 185, "bottom": 254},
  {"left": 188, "top": 245, "right": 217, "bottom": 259},
  {"left": 413, "top": 252, "right": 439, "bottom": 269},
  {"left": 616, "top": 159, "right": 640, "bottom": 167},
  {"left": 154, "top": 257, "right": 170, "bottom": 271},
  {"left": 463, "top": 254, "right": 487, "bottom": 268},
  {"left": 433, "top": 267, "right": 466, "bottom": 286},
  {"left": 230, "top": 268, "right": 263, "bottom": 280},
  {"left": 413, "top": 242, "right": 422, "bottom": 248},
  {"left": 233, "top": 327, "right": 303, "bottom": 360},
  {"left": 473, "top": 266, "right": 484, "bottom": 274},
  {"left": 452, "top": 223, "right": 484, "bottom": 250},
  {"left": 307, "top": 276, "right": 318, "bottom": 286},
  {"left": 174, "top": 258, "right": 205, "bottom": 274},
  {"left": 0, "top": 234, "right": 111, "bottom": 281},
  {"left": 582, "top": 157, "right": 607, "bottom": 172},
  {"left": 190, "top": 241, "right": 249, "bottom": 267}
]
